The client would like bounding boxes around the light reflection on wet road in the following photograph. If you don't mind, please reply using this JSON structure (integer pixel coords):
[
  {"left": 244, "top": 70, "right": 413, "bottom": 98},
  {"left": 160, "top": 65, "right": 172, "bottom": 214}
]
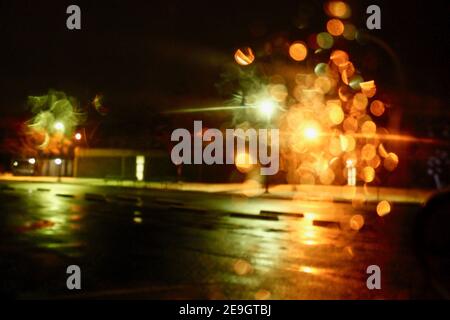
[{"left": 0, "top": 182, "right": 434, "bottom": 299}]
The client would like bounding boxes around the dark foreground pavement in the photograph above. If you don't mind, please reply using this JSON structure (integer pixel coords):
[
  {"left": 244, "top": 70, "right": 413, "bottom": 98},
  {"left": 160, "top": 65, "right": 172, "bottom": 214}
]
[{"left": 0, "top": 181, "right": 439, "bottom": 299}]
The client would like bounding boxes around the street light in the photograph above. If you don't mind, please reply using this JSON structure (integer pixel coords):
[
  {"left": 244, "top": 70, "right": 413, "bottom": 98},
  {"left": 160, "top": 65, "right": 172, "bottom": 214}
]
[
  {"left": 304, "top": 126, "right": 320, "bottom": 140},
  {"left": 54, "top": 121, "right": 65, "bottom": 132},
  {"left": 256, "top": 98, "right": 277, "bottom": 193},
  {"left": 257, "top": 99, "right": 277, "bottom": 120},
  {"left": 54, "top": 158, "right": 62, "bottom": 182},
  {"left": 74, "top": 132, "right": 82, "bottom": 141}
]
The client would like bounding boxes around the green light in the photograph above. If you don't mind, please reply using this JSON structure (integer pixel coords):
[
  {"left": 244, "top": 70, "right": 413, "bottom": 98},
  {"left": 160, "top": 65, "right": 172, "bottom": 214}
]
[
  {"left": 349, "top": 75, "right": 364, "bottom": 90},
  {"left": 317, "top": 32, "right": 334, "bottom": 49}
]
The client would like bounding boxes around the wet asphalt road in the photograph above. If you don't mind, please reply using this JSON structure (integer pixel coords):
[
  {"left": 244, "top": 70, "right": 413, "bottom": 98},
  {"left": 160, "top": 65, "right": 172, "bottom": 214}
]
[{"left": 0, "top": 181, "right": 437, "bottom": 299}]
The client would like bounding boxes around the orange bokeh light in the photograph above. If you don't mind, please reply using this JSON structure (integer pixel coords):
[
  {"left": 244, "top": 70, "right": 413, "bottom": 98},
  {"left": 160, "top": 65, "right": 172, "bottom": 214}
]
[
  {"left": 289, "top": 42, "right": 308, "bottom": 61},
  {"left": 234, "top": 47, "right": 255, "bottom": 66},
  {"left": 327, "top": 19, "right": 344, "bottom": 36}
]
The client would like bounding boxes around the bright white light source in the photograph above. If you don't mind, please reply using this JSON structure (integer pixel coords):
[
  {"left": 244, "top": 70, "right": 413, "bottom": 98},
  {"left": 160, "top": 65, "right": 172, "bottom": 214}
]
[
  {"left": 257, "top": 99, "right": 276, "bottom": 119},
  {"left": 13, "top": 161, "right": 18, "bottom": 167},
  {"left": 304, "top": 126, "right": 319, "bottom": 140},
  {"left": 28, "top": 158, "right": 36, "bottom": 165},
  {"left": 54, "top": 158, "right": 62, "bottom": 166},
  {"left": 54, "top": 121, "right": 65, "bottom": 132},
  {"left": 136, "top": 155, "right": 145, "bottom": 181},
  {"left": 74, "top": 132, "right": 82, "bottom": 141}
]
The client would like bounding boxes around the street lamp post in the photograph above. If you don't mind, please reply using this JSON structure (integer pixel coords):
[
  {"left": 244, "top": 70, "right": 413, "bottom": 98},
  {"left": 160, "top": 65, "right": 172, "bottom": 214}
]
[
  {"left": 256, "top": 99, "right": 277, "bottom": 193},
  {"left": 53, "top": 121, "right": 65, "bottom": 182}
]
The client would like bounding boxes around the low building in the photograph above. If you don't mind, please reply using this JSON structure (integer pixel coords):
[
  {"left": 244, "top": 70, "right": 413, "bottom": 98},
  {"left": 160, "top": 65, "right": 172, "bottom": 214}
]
[{"left": 73, "top": 148, "right": 176, "bottom": 181}]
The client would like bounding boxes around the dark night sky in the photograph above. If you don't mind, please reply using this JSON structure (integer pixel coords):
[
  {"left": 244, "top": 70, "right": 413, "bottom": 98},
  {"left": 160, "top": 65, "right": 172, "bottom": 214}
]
[{"left": 0, "top": 0, "right": 448, "bottom": 120}]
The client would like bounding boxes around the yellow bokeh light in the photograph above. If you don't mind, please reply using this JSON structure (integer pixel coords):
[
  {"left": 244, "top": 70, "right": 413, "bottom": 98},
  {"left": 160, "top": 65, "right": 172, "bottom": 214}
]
[
  {"left": 235, "top": 152, "right": 254, "bottom": 173},
  {"left": 360, "top": 80, "right": 377, "bottom": 98},
  {"left": 362, "top": 166, "right": 375, "bottom": 183},
  {"left": 361, "top": 120, "right": 377, "bottom": 135},
  {"left": 383, "top": 152, "right": 399, "bottom": 171},
  {"left": 234, "top": 47, "right": 255, "bottom": 66},
  {"left": 329, "top": 137, "right": 342, "bottom": 156},
  {"left": 319, "top": 168, "right": 335, "bottom": 185},
  {"left": 314, "top": 76, "right": 332, "bottom": 94},
  {"left": 269, "top": 84, "right": 288, "bottom": 102},
  {"left": 353, "top": 93, "right": 368, "bottom": 110},
  {"left": 233, "top": 259, "right": 252, "bottom": 276},
  {"left": 327, "top": 1, "right": 351, "bottom": 19},
  {"left": 328, "top": 103, "right": 344, "bottom": 125},
  {"left": 289, "top": 41, "right": 308, "bottom": 61},
  {"left": 340, "top": 134, "right": 355, "bottom": 152},
  {"left": 376, "top": 200, "right": 391, "bottom": 217},
  {"left": 361, "top": 144, "right": 376, "bottom": 161}
]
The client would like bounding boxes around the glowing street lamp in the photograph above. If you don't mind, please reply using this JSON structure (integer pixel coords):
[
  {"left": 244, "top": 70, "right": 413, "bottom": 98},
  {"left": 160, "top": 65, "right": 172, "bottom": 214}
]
[
  {"left": 257, "top": 99, "right": 277, "bottom": 120},
  {"left": 74, "top": 132, "right": 82, "bottom": 141},
  {"left": 53, "top": 121, "right": 65, "bottom": 132},
  {"left": 304, "top": 126, "right": 320, "bottom": 140},
  {"left": 54, "top": 158, "right": 62, "bottom": 166}
]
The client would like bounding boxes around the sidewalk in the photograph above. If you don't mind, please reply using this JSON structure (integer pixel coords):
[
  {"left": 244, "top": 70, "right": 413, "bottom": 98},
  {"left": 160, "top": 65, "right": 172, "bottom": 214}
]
[{"left": 0, "top": 174, "right": 434, "bottom": 204}]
